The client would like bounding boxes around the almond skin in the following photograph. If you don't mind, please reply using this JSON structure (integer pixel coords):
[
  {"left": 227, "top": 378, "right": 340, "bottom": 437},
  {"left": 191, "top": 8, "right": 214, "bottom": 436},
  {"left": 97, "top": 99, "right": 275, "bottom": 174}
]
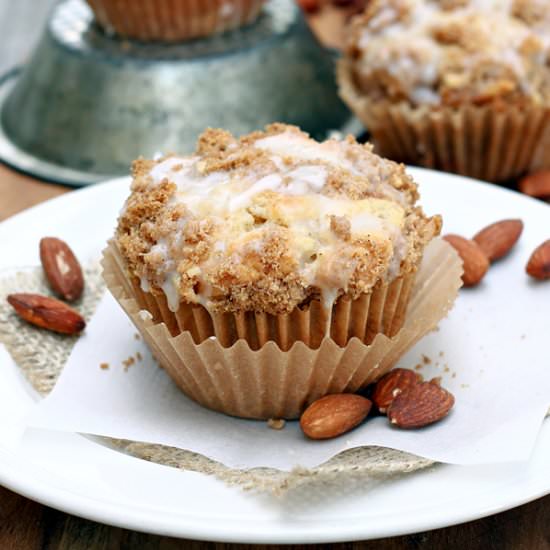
[
  {"left": 472, "top": 219, "right": 523, "bottom": 262},
  {"left": 443, "top": 234, "right": 489, "bottom": 287},
  {"left": 40, "top": 237, "right": 84, "bottom": 302},
  {"left": 372, "top": 368, "right": 421, "bottom": 414},
  {"left": 526, "top": 239, "right": 550, "bottom": 280},
  {"left": 297, "top": 0, "right": 320, "bottom": 13},
  {"left": 518, "top": 171, "right": 550, "bottom": 200},
  {"left": 300, "top": 394, "right": 372, "bottom": 440},
  {"left": 388, "top": 382, "right": 455, "bottom": 429},
  {"left": 7, "top": 293, "right": 86, "bottom": 335}
]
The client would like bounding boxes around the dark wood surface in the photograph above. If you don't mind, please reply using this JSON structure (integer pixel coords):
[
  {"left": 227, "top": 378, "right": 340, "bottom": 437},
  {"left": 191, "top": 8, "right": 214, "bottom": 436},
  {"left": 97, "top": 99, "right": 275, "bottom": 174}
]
[{"left": 1, "top": 2, "right": 550, "bottom": 549}]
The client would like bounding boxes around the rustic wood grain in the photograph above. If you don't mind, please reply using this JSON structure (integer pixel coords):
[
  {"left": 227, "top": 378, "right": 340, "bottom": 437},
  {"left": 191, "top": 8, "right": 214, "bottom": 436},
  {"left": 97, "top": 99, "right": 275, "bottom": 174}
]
[
  {"left": 0, "top": 164, "right": 67, "bottom": 220},
  {"left": 2, "top": 480, "right": 550, "bottom": 549}
]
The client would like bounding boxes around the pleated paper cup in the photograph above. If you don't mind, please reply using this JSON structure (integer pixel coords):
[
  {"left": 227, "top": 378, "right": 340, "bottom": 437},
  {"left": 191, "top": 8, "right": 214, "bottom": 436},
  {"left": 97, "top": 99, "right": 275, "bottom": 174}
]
[
  {"left": 104, "top": 240, "right": 419, "bottom": 351},
  {"left": 101, "top": 238, "right": 462, "bottom": 419},
  {"left": 338, "top": 60, "right": 550, "bottom": 183},
  {"left": 86, "top": 0, "right": 265, "bottom": 42}
]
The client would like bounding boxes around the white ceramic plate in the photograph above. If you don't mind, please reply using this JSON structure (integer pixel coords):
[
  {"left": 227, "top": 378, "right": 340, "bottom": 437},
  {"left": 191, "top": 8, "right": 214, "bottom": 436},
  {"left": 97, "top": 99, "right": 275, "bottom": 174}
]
[{"left": 1, "top": 168, "right": 550, "bottom": 544}]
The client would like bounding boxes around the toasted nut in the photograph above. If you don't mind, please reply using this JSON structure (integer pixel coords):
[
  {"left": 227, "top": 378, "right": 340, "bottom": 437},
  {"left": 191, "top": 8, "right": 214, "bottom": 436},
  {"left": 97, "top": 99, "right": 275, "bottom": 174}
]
[
  {"left": 472, "top": 219, "right": 523, "bottom": 262},
  {"left": 40, "top": 237, "right": 84, "bottom": 302},
  {"left": 519, "top": 171, "right": 550, "bottom": 199},
  {"left": 7, "top": 293, "right": 86, "bottom": 335},
  {"left": 443, "top": 234, "right": 489, "bottom": 287},
  {"left": 388, "top": 382, "right": 455, "bottom": 429},
  {"left": 300, "top": 394, "right": 371, "bottom": 440},
  {"left": 297, "top": 0, "right": 321, "bottom": 13},
  {"left": 526, "top": 239, "right": 550, "bottom": 280},
  {"left": 372, "top": 368, "right": 421, "bottom": 414}
]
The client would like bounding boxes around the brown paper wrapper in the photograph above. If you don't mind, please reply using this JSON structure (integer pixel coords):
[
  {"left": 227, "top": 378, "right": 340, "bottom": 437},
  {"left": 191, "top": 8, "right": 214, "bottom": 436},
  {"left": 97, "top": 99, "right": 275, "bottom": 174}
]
[
  {"left": 86, "top": 0, "right": 265, "bottom": 42},
  {"left": 102, "top": 238, "right": 462, "bottom": 419},
  {"left": 121, "top": 265, "right": 416, "bottom": 352},
  {"left": 338, "top": 60, "right": 550, "bottom": 183}
]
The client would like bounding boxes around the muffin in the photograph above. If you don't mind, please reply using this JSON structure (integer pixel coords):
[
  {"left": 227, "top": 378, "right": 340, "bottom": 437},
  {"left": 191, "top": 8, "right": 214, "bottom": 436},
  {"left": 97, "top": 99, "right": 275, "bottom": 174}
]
[
  {"left": 114, "top": 123, "right": 441, "bottom": 349},
  {"left": 86, "top": 0, "right": 265, "bottom": 42},
  {"left": 338, "top": 0, "right": 550, "bottom": 183},
  {"left": 103, "top": 124, "right": 457, "bottom": 419}
]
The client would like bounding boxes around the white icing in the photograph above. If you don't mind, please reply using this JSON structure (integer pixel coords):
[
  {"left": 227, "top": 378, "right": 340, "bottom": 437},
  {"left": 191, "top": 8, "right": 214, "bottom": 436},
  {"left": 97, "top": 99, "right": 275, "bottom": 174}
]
[
  {"left": 140, "top": 131, "right": 411, "bottom": 314},
  {"left": 162, "top": 271, "right": 181, "bottom": 312},
  {"left": 355, "top": 0, "right": 548, "bottom": 105},
  {"left": 229, "top": 174, "right": 283, "bottom": 211},
  {"left": 286, "top": 165, "right": 327, "bottom": 192},
  {"left": 350, "top": 212, "right": 385, "bottom": 235},
  {"left": 321, "top": 287, "right": 339, "bottom": 335},
  {"left": 255, "top": 133, "right": 357, "bottom": 173},
  {"left": 140, "top": 277, "right": 151, "bottom": 292}
]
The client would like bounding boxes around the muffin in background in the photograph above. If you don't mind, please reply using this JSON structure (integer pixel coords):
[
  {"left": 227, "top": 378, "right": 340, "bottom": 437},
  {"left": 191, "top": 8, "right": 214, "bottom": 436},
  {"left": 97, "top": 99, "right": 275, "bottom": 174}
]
[
  {"left": 339, "top": 0, "right": 550, "bottom": 183},
  {"left": 113, "top": 123, "right": 441, "bottom": 352},
  {"left": 86, "top": 0, "right": 265, "bottom": 42}
]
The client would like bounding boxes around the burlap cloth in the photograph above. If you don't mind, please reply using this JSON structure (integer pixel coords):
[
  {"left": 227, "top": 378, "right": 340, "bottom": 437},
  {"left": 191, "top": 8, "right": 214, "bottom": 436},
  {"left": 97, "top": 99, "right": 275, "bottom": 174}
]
[{"left": 0, "top": 265, "right": 435, "bottom": 494}]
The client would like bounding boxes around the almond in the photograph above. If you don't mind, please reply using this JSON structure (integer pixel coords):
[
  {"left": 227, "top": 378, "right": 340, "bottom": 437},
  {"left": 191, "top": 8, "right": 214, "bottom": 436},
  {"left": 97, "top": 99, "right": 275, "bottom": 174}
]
[
  {"left": 443, "top": 234, "right": 489, "bottom": 287},
  {"left": 387, "top": 382, "right": 455, "bottom": 429},
  {"left": 472, "top": 219, "right": 523, "bottom": 262},
  {"left": 300, "top": 394, "right": 372, "bottom": 440},
  {"left": 7, "top": 293, "right": 86, "bottom": 335},
  {"left": 40, "top": 237, "right": 84, "bottom": 302},
  {"left": 526, "top": 239, "right": 550, "bottom": 280},
  {"left": 297, "top": 0, "right": 321, "bottom": 13},
  {"left": 372, "top": 368, "right": 421, "bottom": 414},
  {"left": 518, "top": 171, "right": 550, "bottom": 200}
]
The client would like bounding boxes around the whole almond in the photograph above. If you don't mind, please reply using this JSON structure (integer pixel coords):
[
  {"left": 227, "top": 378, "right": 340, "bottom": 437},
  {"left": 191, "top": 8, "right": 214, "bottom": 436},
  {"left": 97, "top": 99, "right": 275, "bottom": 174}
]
[
  {"left": 300, "top": 394, "right": 372, "bottom": 440},
  {"left": 526, "top": 239, "right": 550, "bottom": 280},
  {"left": 372, "top": 368, "right": 421, "bottom": 414},
  {"left": 388, "top": 382, "right": 455, "bottom": 429},
  {"left": 40, "top": 237, "right": 84, "bottom": 302},
  {"left": 7, "top": 293, "right": 86, "bottom": 335},
  {"left": 297, "top": 0, "right": 320, "bottom": 13},
  {"left": 519, "top": 171, "right": 550, "bottom": 199},
  {"left": 443, "top": 234, "right": 489, "bottom": 287},
  {"left": 472, "top": 219, "right": 523, "bottom": 262}
]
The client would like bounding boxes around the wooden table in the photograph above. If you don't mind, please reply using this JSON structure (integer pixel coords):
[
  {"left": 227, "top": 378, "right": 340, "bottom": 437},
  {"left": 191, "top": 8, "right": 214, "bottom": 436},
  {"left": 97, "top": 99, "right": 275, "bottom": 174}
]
[{"left": 1, "top": 3, "right": 550, "bottom": 549}]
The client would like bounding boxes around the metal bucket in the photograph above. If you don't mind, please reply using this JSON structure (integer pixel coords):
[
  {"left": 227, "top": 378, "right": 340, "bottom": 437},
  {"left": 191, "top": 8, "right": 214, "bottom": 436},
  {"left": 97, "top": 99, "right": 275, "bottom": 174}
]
[{"left": 0, "top": 0, "right": 351, "bottom": 186}]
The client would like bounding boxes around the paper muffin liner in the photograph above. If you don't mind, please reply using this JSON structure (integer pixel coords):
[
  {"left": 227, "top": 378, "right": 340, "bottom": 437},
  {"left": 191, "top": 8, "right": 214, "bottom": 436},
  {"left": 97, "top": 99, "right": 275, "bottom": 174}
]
[
  {"left": 338, "top": 60, "right": 550, "bottom": 183},
  {"left": 86, "top": 0, "right": 265, "bottom": 42},
  {"left": 101, "top": 238, "right": 462, "bottom": 419},
  {"left": 104, "top": 239, "right": 419, "bottom": 351}
]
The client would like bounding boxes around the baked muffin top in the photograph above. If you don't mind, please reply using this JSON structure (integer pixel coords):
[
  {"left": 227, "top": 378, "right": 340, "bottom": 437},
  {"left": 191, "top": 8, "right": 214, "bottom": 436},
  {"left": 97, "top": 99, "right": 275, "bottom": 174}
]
[
  {"left": 346, "top": 0, "right": 550, "bottom": 107},
  {"left": 116, "top": 124, "right": 441, "bottom": 314}
]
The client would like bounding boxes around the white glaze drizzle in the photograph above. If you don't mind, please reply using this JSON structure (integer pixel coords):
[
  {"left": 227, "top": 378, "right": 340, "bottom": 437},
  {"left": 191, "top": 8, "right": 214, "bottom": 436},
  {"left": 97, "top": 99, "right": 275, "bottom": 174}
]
[{"left": 140, "top": 131, "right": 410, "bottom": 315}]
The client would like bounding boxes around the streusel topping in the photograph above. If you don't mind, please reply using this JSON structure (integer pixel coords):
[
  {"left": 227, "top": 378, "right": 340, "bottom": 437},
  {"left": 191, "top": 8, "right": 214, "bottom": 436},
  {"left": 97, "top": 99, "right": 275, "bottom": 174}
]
[
  {"left": 346, "top": 0, "right": 550, "bottom": 107},
  {"left": 116, "top": 124, "right": 440, "bottom": 314}
]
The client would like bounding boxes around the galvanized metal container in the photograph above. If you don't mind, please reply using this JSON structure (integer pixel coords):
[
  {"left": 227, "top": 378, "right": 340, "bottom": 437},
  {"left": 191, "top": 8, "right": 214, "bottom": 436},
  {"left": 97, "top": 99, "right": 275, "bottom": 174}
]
[{"left": 0, "top": 0, "right": 351, "bottom": 185}]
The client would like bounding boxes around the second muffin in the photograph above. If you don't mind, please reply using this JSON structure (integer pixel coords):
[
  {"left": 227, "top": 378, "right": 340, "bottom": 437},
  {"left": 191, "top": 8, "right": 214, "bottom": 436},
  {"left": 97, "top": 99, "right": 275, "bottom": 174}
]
[
  {"left": 115, "top": 124, "right": 441, "bottom": 351},
  {"left": 339, "top": 0, "right": 550, "bottom": 183}
]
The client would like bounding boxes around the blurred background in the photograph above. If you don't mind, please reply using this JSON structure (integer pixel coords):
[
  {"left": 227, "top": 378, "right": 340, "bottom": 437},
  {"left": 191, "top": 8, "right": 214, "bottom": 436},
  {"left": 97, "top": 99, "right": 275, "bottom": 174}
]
[
  {"left": 0, "top": 0, "right": 359, "bottom": 186},
  {"left": 0, "top": 1, "right": 56, "bottom": 74}
]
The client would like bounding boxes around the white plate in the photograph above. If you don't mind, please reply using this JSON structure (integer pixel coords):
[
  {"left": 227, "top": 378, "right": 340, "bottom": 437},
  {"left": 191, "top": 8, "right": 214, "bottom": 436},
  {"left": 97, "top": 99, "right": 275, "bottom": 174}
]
[{"left": 1, "top": 168, "right": 550, "bottom": 544}]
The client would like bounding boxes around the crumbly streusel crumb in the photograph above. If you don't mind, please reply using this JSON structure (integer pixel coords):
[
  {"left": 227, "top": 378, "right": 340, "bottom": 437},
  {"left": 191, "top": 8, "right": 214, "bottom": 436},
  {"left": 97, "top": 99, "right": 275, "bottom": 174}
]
[
  {"left": 267, "top": 418, "right": 286, "bottom": 430},
  {"left": 115, "top": 124, "right": 440, "bottom": 315},
  {"left": 346, "top": 0, "right": 550, "bottom": 107}
]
